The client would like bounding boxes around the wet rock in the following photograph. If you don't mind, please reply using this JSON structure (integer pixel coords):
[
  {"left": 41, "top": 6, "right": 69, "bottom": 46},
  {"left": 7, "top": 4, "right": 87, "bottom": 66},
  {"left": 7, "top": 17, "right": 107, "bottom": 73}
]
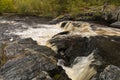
[
  {"left": 47, "top": 67, "right": 71, "bottom": 80},
  {"left": 48, "top": 34, "right": 120, "bottom": 67},
  {"left": 0, "top": 38, "right": 58, "bottom": 80},
  {"left": 91, "top": 65, "right": 120, "bottom": 80},
  {"left": 4, "top": 38, "right": 37, "bottom": 58},
  {"left": 5, "top": 42, "right": 25, "bottom": 57},
  {"left": 47, "top": 21, "right": 120, "bottom": 66},
  {"left": 1, "top": 17, "right": 120, "bottom": 80},
  {"left": 99, "top": 65, "right": 120, "bottom": 80},
  {"left": 5, "top": 38, "right": 56, "bottom": 59},
  {"left": 0, "top": 43, "right": 57, "bottom": 80},
  {"left": 47, "top": 34, "right": 90, "bottom": 64},
  {"left": 110, "top": 21, "right": 120, "bottom": 28},
  {"left": 32, "top": 71, "right": 53, "bottom": 80},
  {"left": 49, "top": 14, "right": 72, "bottom": 24},
  {"left": 47, "top": 21, "right": 120, "bottom": 80},
  {"left": 93, "top": 36, "right": 120, "bottom": 66}
]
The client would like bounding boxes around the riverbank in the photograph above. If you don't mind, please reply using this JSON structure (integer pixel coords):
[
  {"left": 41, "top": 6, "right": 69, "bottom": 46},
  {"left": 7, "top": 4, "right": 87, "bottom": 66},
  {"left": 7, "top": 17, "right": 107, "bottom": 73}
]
[{"left": 2, "top": 4, "right": 120, "bottom": 25}]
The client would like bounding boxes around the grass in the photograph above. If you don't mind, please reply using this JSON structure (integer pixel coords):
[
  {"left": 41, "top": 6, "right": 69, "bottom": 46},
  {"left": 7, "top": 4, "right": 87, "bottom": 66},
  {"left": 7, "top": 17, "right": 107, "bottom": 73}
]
[{"left": 0, "top": 0, "right": 120, "bottom": 17}]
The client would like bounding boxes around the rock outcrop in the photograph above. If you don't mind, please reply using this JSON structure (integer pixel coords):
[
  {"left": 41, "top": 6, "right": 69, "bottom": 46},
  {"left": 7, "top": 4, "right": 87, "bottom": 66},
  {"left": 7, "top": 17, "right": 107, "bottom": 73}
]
[
  {"left": 91, "top": 65, "right": 120, "bottom": 80},
  {"left": 0, "top": 38, "right": 57, "bottom": 80},
  {"left": 0, "top": 17, "right": 120, "bottom": 80},
  {"left": 110, "top": 21, "right": 120, "bottom": 28},
  {"left": 102, "top": 6, "right": 120, "bottom": 23},
  {"left": 99, "top": 65, "right": 120, "bottom": 80},
  {"left": 47, "top": 21, "right": 120, "bottom": 80}
]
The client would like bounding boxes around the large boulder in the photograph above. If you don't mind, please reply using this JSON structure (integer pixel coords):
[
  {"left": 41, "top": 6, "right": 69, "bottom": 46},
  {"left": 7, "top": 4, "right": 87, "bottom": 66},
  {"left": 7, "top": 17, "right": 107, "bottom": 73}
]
[
  {"left": 47, "top": 21, "right": 120, "bottom": 66},
  {"left": 91, "top": 65, "right": 120, "bottom": 80},
  {"left": 47, "top": 21, "right": 120, "bottom": 80},
  {"left": 110, "top": 21, "right": 120, "bottom": 28},
  {"left": 48, "top": 35, "right": 120, "bottom": 66},
  {"left": 99, "top": 65, "right": 120, "bottom": 80},
  {"left": 0, "top": 51, "right": 56, "bottom": 80},
  {"left": 0, "top": 38, "right": 58, "bottom": 80}
]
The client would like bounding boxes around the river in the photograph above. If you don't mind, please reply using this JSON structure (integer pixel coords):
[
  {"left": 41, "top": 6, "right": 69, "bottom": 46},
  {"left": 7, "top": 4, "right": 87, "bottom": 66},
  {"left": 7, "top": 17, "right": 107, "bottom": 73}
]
[{"left": 0, "top": 16, "right": 63, "bottom": 45}]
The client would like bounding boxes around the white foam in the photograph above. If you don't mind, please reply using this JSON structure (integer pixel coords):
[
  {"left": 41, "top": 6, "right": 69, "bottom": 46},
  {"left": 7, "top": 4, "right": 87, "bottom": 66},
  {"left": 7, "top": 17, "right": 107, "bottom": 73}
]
[
  {"left": 96, "top": 27, "right": 120, "bottom": 36},
  {"left": 0, "top": 20, "right": 18, "bottom": 25},
  {"left": 12, "top": 24, "right": 63, "bottom": 45},
  {"left": 58, "top": 21, "right": 120, "bottom": 37}
]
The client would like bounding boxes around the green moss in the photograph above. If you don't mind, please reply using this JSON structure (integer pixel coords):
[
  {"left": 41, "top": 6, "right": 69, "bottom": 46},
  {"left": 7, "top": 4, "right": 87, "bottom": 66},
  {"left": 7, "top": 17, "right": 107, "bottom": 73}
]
[{"left": 54, "top": 74, "right": 61, "bottom": 79}]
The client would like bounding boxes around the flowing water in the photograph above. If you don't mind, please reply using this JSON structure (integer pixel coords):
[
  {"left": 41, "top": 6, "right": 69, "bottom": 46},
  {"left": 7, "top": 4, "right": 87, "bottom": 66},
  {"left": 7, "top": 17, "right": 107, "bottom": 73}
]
[
  {"left": 11, "top": 24, "right": 63, "bottom": 45},
  {"left": 0, "top": 17, "right": 120, "bottom": 80},
  {"left": 0, "top": 17, "right": 63, "bottom": 45}
]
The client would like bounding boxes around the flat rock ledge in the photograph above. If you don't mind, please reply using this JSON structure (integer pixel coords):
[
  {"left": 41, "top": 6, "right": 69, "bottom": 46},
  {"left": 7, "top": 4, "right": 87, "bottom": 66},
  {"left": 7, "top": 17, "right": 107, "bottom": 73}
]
[{"left": 0, "top": 38, "right": 57, "bottom": 80}]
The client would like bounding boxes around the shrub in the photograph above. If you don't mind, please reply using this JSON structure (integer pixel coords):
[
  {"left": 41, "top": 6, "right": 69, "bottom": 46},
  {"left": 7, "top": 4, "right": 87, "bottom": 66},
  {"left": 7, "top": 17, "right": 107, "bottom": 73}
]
[
  {"left": 0, "top": 0, "right": 120, "bottom": 17},
  {"left": 0, "top": 0, "right": 15, "bottom": 13}
]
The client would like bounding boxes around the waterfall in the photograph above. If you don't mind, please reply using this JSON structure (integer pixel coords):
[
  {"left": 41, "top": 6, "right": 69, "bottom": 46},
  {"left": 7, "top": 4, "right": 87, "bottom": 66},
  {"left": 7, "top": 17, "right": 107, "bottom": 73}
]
[{"left": 57, "top": 51, "right": 102, "bottom": 80}]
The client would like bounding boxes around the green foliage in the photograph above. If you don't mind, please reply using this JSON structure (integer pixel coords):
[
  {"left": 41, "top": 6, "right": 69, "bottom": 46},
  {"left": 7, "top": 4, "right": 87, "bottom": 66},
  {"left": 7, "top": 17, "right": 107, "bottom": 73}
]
[
  {"left": 0, "top": 0, "right": 120, "bottom": 16},
  {"left": 53, "top": 74, "right": 61, "bottom": 79},
  {"left": 14, "top": 0, "right": 59, "bottom": 16},
  {"left": 0, "top": 0, "right": 15, "bottom": 13}
]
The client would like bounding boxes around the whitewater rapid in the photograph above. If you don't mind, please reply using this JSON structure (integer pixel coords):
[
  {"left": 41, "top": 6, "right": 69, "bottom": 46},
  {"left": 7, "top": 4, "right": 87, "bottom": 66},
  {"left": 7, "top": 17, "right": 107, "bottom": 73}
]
[
  {"left": 6, "top": 20, "right": 120, "bottom": 46},
  {"left": 0, "top": 19, "right": 63, "bottom": 45},
  {"left": 12, "top": 24, "right": 63, "bottom": 45}
]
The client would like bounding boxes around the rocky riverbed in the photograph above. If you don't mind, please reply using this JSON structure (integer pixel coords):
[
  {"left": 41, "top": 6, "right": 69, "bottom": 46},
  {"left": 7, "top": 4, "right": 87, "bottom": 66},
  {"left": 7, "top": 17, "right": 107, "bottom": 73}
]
[{"left": 0, "top": 16, "right": 120, "bottom": 80}]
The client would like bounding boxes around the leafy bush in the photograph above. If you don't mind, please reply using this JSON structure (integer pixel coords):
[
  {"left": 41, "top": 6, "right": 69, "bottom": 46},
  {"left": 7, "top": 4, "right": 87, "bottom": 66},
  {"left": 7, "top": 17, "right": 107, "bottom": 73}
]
[
  {"left": 0, "top": 0, "right": 15, "bottom": 13},
  {"left": 0, "top": 0, "right": 120, "bottom": 16}
]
